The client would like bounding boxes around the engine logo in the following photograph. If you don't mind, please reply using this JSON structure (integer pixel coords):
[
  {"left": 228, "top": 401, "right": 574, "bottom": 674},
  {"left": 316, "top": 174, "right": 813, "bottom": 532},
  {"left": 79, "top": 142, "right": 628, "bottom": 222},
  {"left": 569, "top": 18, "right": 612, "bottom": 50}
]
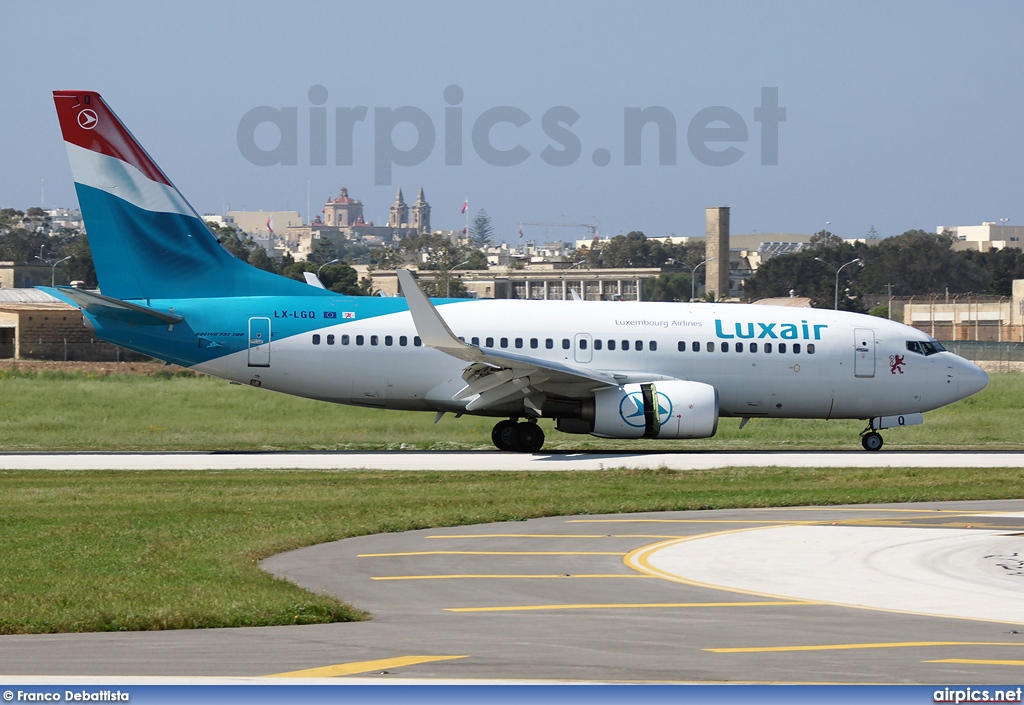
[{"left": 619, "top": 390, "right": 673, "bottom": 427}]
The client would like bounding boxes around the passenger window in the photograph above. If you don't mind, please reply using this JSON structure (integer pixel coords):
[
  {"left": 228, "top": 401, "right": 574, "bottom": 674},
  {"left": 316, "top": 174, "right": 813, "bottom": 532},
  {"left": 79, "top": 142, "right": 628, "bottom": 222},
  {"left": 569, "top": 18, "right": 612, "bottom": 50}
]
[
  {"left": 342, "top": 334, "right": 350, "bottom": 345},
  {"left": 677, "top": 341, "right": 686, "bottom": 352},
  {"left": 807, "top": 343, "right": 815, "bottom": 354},
  {"left": 735, "top": 342, "right": 743, "bottom": 352},
  {"left": 764, "top": 342, "right": 772, "bottom": 353},
  {"left": 327, "top": 334, "right": 335, "bottom": 345},
  {"left": 580, "top": 338, "right": 588, "bottom": 350},
  {"left": 371, "top": 335, "right": 379, "bottom": 346},
  {"left": 622, "top": 340, "right": 630, "bottom": 351},
  {"left": 312, "top": 334, "right": 321, "bottom": 345},
  {"left": 500, "top": 337, "right": 509, "bottom": 348},
  {"left": 545, "top": 338, "right": 553, "bottom": 349},
  {"left": 515, "top": 337, "right": 523, "bottom": 349},
  {"left": 594, "top": 339, "right": 603, "bottom": 350},
  {"left": 471, "top": 336, "right": 479, "bottom": 345},
  {"left": 778, "top": 343, "right": 787, "bottom": 353},
  {"left": 707, "top": 341, "right": 715, "bottom": 352},
  {"left": 413, "top": 336, "right": 421, "bottom": 347},
  {"left": 650, "top": 341, "right": 657, "bottom": 352},
  {"left": 750, "top": 342, "right": 757, "bottom": 353},
  {"left": 356, "top": 335, "right": 364, "bottom": 345},
  {"left": 530, "top": 338, "right": 538, "bottom": 349},
  {"left": 486, "top": 337, "right": 494, "bottom": 347},
  {"left": 693, "top": 341, "right": 701, "bottom": 352},
  {"left": 721, "top": 342, "right": 729, "bottom": 352},
  {"left": 793, "top": 343, "right": 801, "bottom": 354},
  {"left": 399, "top": 336, "right": 407, "bottom": 346},
  {"left": 562, "top": 338, "right": 570, "bottom": 349},
  {"left": 635, "top": 340, "right": 643, "bottom": 351},
  {"left": 385, "top": 335, "right": 393, "bottom": 346},
  {"left": 608, "top": 340, "right": 617, "bottom": 351}
]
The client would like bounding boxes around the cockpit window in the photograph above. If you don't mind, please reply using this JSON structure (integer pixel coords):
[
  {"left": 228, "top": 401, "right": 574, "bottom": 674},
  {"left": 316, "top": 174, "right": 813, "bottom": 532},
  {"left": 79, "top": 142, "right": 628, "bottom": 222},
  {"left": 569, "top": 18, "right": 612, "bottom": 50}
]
[{"left": 906, "top": 340, "right": 945, "bottom": 356}]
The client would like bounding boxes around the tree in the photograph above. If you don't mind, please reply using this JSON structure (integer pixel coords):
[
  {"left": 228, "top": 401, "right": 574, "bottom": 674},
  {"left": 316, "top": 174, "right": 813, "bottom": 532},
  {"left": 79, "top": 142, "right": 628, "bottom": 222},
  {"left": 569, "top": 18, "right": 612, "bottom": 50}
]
[
  {"left": 469, "top": 209, "right": 494, "bottom": 248},
  {"left": 809, "top": 228, "right": 845, "bottom": 249},
  {"left": 595, "top": 231, "right": 665, "bottom": 268},
  {"left": 645, "top": 271, "right": 692, "bottom": 302},
  {"left": 464, "top": 249, "right": 489, "bottom": 270},
  {"left": 745, "top": 246, "right": 866, "bottom": 311}
]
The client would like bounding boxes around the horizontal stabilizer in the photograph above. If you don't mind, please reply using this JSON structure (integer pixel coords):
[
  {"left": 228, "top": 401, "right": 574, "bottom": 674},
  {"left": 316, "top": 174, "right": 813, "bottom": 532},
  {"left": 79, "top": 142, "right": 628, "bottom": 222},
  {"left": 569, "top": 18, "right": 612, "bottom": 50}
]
[{"left": 45, "top": 286, "right": 184, "bottom": 326}]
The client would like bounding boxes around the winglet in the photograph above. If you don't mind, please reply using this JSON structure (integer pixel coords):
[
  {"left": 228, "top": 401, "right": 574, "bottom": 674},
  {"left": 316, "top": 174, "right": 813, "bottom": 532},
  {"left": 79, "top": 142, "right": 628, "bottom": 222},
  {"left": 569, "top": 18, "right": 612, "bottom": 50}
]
[{"left": 397, "top": 269, "right": 473, "bottom": 356}]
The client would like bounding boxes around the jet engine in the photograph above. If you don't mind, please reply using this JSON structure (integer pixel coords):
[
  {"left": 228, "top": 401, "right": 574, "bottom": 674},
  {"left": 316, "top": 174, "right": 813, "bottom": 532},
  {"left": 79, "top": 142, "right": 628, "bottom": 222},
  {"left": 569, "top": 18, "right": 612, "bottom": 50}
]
[{"left": 590, "top": 380, "right": 719, "bottom": 439}]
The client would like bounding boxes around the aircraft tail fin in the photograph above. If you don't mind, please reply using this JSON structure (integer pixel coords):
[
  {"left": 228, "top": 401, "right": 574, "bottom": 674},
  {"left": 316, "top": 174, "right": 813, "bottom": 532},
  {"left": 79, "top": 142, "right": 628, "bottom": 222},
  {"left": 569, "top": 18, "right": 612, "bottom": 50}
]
[{"left": 52, "top": 91, "right": 316, "bottom": 301}]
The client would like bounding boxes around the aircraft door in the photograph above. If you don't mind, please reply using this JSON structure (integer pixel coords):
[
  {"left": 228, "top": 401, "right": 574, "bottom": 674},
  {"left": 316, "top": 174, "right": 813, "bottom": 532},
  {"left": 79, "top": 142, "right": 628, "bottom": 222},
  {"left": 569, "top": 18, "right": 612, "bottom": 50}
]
[
  {"left": 574, "top": 333, "right": 593, "bottom": 363},
  {"left": 854, "top": 328, "right": 875, "bottom": 378},
  {"left": 248, "top": 317, "right": 271, "bottom": 367}
]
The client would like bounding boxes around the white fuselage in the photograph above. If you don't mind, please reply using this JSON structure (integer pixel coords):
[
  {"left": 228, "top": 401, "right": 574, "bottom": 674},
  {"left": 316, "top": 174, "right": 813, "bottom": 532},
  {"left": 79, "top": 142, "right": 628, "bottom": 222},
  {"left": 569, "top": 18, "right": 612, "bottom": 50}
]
[{"left": 191, "top": 300, "right": 988, "bottom": 421}]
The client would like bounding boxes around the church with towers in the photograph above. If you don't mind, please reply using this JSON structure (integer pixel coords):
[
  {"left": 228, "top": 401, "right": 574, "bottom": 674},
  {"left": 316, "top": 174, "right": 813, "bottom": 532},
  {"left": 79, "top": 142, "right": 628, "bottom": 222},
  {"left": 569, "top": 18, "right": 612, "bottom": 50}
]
[{"left": 286, "top": 185, "right": 434, "bottom": 260}]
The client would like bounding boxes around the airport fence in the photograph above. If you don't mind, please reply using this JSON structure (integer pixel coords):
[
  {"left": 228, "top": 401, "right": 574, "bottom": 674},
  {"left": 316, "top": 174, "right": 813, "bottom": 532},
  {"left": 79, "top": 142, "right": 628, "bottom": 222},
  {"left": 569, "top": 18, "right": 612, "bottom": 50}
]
[{"left": 939, "top": 340, "right": 1024, "bottom": 370}]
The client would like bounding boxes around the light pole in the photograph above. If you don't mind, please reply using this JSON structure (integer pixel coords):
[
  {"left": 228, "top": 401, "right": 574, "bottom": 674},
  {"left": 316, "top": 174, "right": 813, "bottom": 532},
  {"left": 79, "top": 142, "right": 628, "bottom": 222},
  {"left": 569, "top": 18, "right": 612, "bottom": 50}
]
[
  {"left": 691, "top": 257, "right": 716, "bottom": 302},
  {"left": 316, "top": 257, "right": 341, "bottom": 281},
  {"left": 35, "top": 254, "right": 72, "bottom": 287},
  {"left": 815, "top": 256, "right": 861, "bottom": 310},
  {"left": 447, "top": 260, "right": 471, "bottom": 298}
]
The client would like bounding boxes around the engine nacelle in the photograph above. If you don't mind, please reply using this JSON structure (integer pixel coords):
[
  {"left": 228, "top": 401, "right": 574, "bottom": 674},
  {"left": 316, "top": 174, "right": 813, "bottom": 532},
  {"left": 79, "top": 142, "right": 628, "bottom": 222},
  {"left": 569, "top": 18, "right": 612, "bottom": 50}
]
[{"left": 591, "top": 380, "right": 719, "bottom": 439}]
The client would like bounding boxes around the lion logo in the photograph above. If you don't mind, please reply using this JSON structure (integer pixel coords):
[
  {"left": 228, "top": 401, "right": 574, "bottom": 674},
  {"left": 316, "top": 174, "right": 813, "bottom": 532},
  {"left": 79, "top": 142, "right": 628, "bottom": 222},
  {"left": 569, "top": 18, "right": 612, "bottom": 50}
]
[{"left": 890, "top": 354, "right": 906, "bottom": 374}]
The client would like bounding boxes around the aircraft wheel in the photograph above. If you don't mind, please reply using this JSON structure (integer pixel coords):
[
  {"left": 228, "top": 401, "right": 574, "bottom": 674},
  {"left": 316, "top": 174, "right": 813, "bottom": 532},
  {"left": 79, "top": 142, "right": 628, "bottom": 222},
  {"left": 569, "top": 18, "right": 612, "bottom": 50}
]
[
  {"left": 492, "top": 420, "right": 519, "bottom": 451},
  {"left": 515, "top": 422, "right": 545, "bottom": 453},
  {"left": 861, "top": 432, "right": 883, "bottom": 451}
]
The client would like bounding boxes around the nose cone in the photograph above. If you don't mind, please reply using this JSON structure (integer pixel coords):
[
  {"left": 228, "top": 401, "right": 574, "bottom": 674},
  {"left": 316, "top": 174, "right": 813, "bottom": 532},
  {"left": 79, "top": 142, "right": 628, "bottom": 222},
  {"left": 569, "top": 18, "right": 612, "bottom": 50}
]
[{"left": 958, "top": 359, "right": 989, "bottom": 399}]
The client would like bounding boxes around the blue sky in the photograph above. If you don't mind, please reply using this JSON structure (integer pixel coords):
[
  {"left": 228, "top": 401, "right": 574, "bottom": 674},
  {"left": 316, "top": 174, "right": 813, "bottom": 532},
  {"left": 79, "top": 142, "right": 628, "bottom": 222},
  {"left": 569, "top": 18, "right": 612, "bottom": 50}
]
[{"left": 2, "top": 0, "right": 1021, "bottom": 243}]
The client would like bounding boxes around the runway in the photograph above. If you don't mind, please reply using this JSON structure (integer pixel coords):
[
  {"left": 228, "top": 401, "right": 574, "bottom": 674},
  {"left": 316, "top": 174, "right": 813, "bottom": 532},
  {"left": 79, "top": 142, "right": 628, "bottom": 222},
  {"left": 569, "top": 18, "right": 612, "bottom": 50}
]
[
  {"left": 2, "top": 449, "right": 1023, "bottom": 471},
  {"left": 3, "top": 499, "right": 1024, "bottom": 683}
]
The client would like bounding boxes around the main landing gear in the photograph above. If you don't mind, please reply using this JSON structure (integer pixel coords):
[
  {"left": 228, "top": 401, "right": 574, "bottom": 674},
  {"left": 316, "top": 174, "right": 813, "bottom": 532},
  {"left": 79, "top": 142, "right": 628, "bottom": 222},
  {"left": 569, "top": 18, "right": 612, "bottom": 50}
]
[{"left": 492, "top": 418, "right": 545, "bottom": 453}]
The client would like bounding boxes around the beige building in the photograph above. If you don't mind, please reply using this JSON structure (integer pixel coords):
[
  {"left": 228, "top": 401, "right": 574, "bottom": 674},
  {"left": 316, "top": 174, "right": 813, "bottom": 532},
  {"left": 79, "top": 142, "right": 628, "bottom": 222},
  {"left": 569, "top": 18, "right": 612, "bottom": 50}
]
[
  {"left": 904, "top": 280, "right": 1024, "bottom": 342},
  {"left": 357, "top": 265, "right": 662, "bottom": 301},
  {"left": 0, "top": 290, "right": 141, "bottom": 360},
  {"left": 0, "top": 262, "right": 58, "bottom": 289},
  {"left": 284, "top": 186, "right": 432, "bottom": 261},
  {"left": 941, "top": 222, "right": 1024, "bottom": 252}
]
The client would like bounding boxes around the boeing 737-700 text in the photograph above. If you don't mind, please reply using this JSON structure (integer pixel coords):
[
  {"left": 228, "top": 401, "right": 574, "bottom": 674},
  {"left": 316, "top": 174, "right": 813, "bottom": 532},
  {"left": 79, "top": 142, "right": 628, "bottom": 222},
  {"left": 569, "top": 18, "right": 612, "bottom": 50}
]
[{"left": 46, "top": 91, "right": 989, "bottom": 452}]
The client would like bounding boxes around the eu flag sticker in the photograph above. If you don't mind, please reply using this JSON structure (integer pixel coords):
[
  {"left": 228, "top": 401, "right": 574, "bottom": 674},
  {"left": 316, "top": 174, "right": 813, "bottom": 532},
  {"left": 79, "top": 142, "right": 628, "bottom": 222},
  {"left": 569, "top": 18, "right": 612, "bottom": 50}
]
[{"left": 323, "top": 311, "right": 337, "bottom": 319}]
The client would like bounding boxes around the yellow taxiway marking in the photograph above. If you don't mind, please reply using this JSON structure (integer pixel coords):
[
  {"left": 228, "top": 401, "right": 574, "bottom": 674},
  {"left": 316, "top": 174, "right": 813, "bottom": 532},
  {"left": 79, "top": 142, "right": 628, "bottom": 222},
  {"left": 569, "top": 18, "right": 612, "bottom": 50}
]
[
  {"left": 372, "top": 573, "right": 654, "bottom": 580},
  {"left": 267, "top": 654, "right": 468, "bottom": 678},
  {"left": 358, "top": 550, "right": 624, "bottom": 557},
  {"left": 372, "top": 573, "right": 651, "bottom": 582},
  {"left": 426, "top": 534, "right": 691, "bottom": 539},
  {"left": 625, "top": 526, "right": 1024, "bottom": 628},
  {"left": 569, "top": 519, "right": 815, "bottom": 525},
  {"left": 446, "top": 600, "right": 813, "bottom": 613},
  {"left": 926, "top": 659, "right": 1024, "bottom": 666},
  {"left": 707, "top": 642, "right": 1024, "bottom": 654}
]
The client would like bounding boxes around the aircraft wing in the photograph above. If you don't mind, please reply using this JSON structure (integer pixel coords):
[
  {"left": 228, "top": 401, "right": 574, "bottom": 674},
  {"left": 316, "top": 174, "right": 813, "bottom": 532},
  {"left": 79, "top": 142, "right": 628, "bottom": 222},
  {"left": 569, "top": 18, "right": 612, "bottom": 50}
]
[{"left": 397, "top": 269, "right": 669, "bottom": 414}]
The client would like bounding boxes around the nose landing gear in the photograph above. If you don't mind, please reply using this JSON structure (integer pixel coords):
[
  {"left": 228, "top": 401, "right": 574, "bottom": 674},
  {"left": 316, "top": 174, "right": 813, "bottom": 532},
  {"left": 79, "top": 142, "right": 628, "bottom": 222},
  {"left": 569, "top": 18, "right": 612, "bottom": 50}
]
[
  {"left": 492, "top": 418, "right": 545, "bottom": 453},
  {"left": 860, "top": 429, "right": 884, "bottom": 451}
]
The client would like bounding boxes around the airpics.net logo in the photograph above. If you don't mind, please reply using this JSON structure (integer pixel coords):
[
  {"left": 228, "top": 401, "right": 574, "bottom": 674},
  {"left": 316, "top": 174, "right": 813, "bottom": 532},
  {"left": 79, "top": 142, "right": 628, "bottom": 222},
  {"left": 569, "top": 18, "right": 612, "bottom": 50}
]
[{"left": 236, "top": 85, "right": 786, "bottom": 186}]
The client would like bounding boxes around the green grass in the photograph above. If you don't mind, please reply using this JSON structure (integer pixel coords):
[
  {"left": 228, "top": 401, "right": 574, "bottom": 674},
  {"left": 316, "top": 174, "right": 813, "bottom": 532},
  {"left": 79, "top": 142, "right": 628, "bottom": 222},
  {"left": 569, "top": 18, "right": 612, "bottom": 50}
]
[
  {"left": 0, "top": 368, "right": 1021, "bottom": 451},
  {"left": 2, "top": 467, "right": 1024, "bottom": 635}
]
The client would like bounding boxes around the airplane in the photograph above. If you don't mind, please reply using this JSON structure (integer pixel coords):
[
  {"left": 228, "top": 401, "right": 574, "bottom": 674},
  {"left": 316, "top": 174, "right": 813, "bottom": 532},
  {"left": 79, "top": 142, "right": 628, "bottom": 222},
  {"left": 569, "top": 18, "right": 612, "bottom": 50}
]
[{"left": 46, "top": 90, "right": 989, "bottom": 453}]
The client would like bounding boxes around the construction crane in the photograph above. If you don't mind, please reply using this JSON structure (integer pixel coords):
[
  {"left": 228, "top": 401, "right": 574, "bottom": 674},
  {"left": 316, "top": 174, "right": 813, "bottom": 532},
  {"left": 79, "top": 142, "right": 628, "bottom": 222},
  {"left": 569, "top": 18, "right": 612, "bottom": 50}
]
[{"left": 518, "top": 220, "right": 600, "bottom": 240}]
